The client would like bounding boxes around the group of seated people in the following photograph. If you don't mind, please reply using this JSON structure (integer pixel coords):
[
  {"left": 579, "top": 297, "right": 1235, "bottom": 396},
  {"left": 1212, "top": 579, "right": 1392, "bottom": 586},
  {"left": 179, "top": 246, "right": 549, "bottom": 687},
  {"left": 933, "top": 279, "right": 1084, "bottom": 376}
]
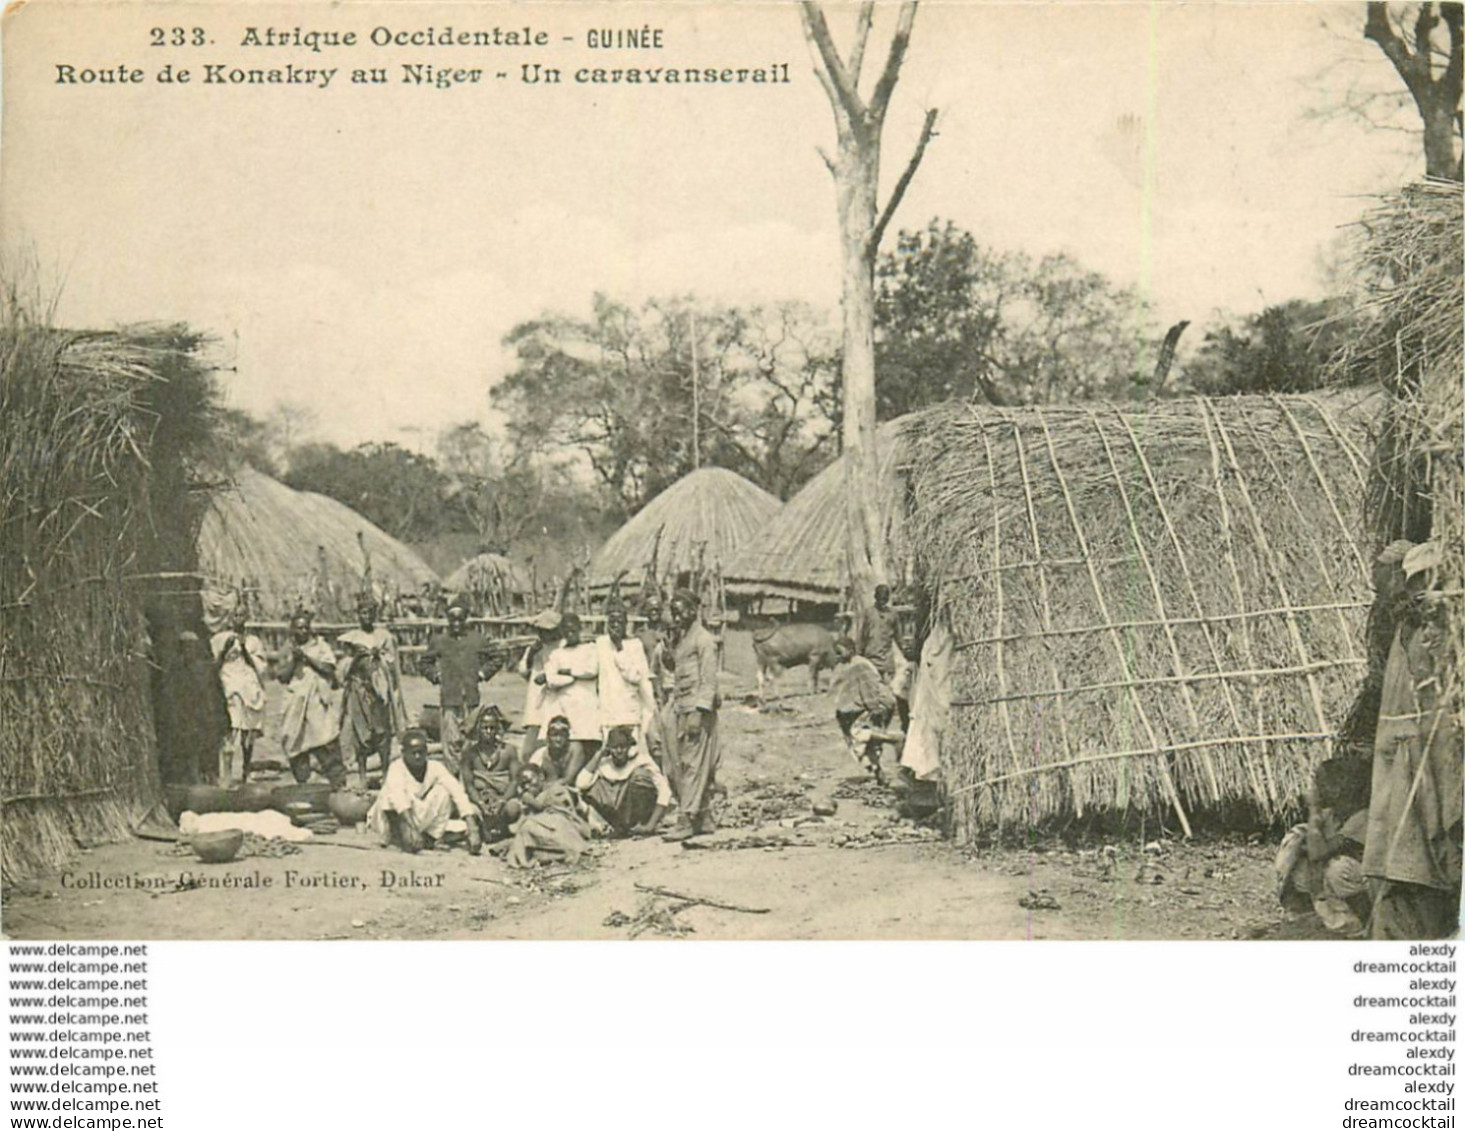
[{"left": 366, "top": 709, "right": 672, "bottom": 867}]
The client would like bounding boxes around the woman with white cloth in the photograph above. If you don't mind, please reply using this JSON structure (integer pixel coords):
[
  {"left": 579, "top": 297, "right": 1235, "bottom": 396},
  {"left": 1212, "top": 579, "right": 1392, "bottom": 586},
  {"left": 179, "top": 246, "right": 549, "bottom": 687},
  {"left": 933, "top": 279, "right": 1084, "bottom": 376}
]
[
  {"left": 540, "top": 612, "right": 600, "bottom": 785},
  {"left": 210, "top": 604, "right": 268, "bottom": 785}
]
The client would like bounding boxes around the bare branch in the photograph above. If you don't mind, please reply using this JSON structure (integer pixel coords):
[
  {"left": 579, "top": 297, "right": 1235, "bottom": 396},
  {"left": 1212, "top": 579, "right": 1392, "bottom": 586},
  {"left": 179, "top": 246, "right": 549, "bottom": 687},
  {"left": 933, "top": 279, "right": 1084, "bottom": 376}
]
[
  {"left": 799, "top": 2, "right": 865, "bottom": 125},
  {"left": 1367, "top": 2, "right": 1428, "bottom": 96},
  {"left": 1416, "top": 2, "right": 1441, "bottom": 67},
  {"left": 868, "top": 108, "right": 939, "bottom": 259},
  {"left": 848, "top": 3, "right": 876, "bottom": 87},
  {"left": 816, "top": 145, "right": 837, "bottom": 176},
  {"left": 868, "top": 2, "right": 920, "bottom": 121}
]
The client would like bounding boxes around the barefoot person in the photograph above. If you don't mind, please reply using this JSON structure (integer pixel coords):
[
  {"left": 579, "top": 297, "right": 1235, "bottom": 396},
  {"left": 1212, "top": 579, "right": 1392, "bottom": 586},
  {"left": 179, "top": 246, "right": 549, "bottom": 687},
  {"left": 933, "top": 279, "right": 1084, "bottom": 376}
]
[
  {"left": 576, "top": 724, "right": 670, "bottom": 837},
  {"left": 274, "top": 611, "right": 348, "bottom": 789},
  {"left": 506, "top": 760, "right": 591, "bottom": 868},
  {"left": 540, "top": 612, "right": 600, "bottom": 785},
  {"left": 831, "top": 636, "right": 904, "bottom": 785},
  {"left": 518, "top": 609, "right": 563, "bottom": 758},
  {"left": 459, "top": 705, "right": 518, "bottom": 841},
  {"left": 423, "top": 595, "right": 503, "bottom": 766},
  {"left": 595, "top": 594, "right": 656, "bottom": 745},
  {"left": 367, "top": 728, "right": 484, "bottom": 855},
  {"left": 210, "top": 603, "right": 267, "bottom": 785},
  {"left": 661, "top": 589, "right": 721, "bottom": 843},
  {"left": 337, "top": 596, "right": 407, "bottom": 789}
]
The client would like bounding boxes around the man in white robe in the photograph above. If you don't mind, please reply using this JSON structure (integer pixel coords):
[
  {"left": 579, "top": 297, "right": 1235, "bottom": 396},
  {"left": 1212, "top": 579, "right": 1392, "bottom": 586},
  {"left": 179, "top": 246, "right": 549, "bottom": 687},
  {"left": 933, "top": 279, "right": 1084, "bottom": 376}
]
[{"left": 367, "top": 729, "right": 483, "bottom": 854}]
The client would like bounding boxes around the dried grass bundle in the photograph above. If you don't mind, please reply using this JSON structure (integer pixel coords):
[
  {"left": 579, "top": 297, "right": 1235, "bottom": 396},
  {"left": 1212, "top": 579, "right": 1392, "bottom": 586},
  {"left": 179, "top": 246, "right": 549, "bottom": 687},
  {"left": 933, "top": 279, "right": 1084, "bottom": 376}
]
[
  {"left": 1338, "top": 179, "right": 1464, "bottom": 751},
  {"left": 1, "top": 300, "right": 214, "bottom": 881},
  {"left": 904, "top": 392, "right": 1378, "bottom": 841}
]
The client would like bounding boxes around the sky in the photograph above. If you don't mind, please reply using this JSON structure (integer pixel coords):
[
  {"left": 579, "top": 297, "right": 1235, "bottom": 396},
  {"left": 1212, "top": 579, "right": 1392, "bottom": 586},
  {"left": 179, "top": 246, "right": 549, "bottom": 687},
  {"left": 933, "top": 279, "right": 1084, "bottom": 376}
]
[{"left": 1, "top": 0, "right": 1422, "bottom": 449}]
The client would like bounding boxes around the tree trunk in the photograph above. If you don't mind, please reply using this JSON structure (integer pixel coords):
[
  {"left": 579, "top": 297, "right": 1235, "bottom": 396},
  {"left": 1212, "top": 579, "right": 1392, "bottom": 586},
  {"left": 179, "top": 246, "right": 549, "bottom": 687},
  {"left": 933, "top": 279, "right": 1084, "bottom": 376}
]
[
  {"left": 1422, "top": 102, "right": 1463, "bottom": 180},
  {"left": 836, "top": 137, "right": 887, "bottom": 616}
]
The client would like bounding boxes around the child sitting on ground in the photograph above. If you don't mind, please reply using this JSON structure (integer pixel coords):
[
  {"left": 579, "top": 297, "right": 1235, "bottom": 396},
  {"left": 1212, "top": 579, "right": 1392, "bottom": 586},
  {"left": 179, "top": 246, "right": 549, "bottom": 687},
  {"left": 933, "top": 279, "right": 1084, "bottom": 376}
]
[{"left": 1275, "top": 756, "right": 1371, "bottom": 935}]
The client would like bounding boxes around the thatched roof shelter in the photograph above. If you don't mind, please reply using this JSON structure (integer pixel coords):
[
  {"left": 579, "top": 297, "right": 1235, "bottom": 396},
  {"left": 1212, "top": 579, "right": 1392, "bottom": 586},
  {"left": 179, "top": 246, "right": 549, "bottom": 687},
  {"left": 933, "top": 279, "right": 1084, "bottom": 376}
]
[
  {"left": 2, "top": 321, "right": 217, "bottom": 881},
  {"left": 1339, "top": 181, "right": 1463, "bottom": 750},
  {"left": 903, "top": 391, "right": 1378, "bottom": 842},
  {"left": 199, "top": 465, "right": 438, "bottom": 619},
  {"left": 445, "top": 551, "right": 532, "bottom": 613},
  {"left": 588, "top": 467, "right": 780, "bottom": 591},
  {"left": 725, "top": 419, "right": 912, "bottom": 604}
]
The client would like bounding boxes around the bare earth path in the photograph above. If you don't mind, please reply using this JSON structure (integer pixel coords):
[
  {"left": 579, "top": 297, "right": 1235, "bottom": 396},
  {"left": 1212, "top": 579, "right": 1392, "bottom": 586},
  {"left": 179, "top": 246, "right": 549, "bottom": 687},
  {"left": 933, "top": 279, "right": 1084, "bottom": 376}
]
[{"left": 1, "top": 632, "right": 1320, "bottom": 942}]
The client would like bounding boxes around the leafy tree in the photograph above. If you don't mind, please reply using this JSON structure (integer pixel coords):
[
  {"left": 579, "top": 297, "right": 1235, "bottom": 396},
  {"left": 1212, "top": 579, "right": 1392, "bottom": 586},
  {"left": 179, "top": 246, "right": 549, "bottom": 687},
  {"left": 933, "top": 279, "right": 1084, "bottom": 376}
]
[
  {"left": 284, "top": 441, "right": 453, "bottom": 544},
  {"left": 874, "top": 219, "right": 1149, "bottom": 416},
  {"left": 1178, "top": 299, "right": 1353, "bottom": 396},
  {"left": 493, "top": 295, "right": 839, "bottom": 512}
]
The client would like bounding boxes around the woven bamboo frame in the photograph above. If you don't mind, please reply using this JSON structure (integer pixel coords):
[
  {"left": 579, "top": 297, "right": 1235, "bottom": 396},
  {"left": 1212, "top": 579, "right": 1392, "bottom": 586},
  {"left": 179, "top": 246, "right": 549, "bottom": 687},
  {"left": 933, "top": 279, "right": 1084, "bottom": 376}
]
[{"left": 904, "top": 391, "right": 1376, "bottom": 839}]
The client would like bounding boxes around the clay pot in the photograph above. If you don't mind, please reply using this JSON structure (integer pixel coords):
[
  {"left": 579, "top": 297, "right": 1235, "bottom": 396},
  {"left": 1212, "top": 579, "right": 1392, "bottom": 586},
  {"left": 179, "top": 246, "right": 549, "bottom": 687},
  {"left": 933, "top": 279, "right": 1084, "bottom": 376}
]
[
  {"left": 228, "top": 783, "right": 277, "bottom": 812},
  {"left": 182, "top": 785, "right": 231, "bottom": 816},
  {"left": 190, "top": 829, "right": 244, "bottom": 864},
  {"left": 270, "top": 782, "right": 333, "bottom": 814},
  {"left": 326, "top": 791, "right": 373, "bottom": 824}
]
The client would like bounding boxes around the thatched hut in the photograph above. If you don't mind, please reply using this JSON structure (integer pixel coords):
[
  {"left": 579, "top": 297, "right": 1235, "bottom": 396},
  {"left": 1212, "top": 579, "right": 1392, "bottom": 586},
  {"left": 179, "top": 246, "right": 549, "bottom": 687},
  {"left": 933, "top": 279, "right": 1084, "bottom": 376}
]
[
  {"left": 588, "top": 467, "right": 780, "bottom": 594},
  {"left": 1338, "top": 181, "right": 1462, "bottom": 935},
  {"left": 198, "top": 465, "right": 439, "bottom": 620},
  {"left": 902, "top": 391, "right": 1378, "bottom": 842},
  {"left": 444, "top": 551, "right": 532, "bottom": 614},
  {"left": 2, "top": 320, "right": 218, "bottom": 882},
  {"left": 725, "top": 419, "right": 912, "bottom": 606}
]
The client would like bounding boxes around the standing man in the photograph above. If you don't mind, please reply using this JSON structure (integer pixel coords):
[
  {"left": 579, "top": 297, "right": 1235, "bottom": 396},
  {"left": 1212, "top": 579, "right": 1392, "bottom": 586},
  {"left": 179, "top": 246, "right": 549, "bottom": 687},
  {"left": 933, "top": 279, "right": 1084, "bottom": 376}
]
[
  {"left": 595, "top": 594, "right": 656, "bottom": 745},
  {"left": 423, "top": 596, "right": 503, "bottom": 766},
  {"left": 855, "top": 584, "right": 901, "bottom": 684},
  {"left": 274, "top": 611, "right": 347, "bottom": 788},
  {"left": 661, "top": 589, "right": 720, "bottom": 843},
  {"left": 336, "top": 596, "right": 407, "bottom": 790},
  {"left": 210, "top": 603, "right": 268, "bottom": 785}
]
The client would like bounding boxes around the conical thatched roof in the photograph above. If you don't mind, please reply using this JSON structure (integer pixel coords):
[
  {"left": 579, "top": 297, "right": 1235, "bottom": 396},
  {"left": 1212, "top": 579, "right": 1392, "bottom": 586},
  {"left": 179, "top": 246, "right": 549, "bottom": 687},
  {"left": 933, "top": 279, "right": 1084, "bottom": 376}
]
[
  {"left": 725, "top": 419, "right": 912, "bottom": 603},
  {"left": 589, "top": 467, "right": 780, "bottom": 590},
  {"left": 445, "top": 551, "right": 530, "bottom": 594},
  {"left": 904, "top": 390, "right": 1379, "bottom": 842},
  {"left": 198, "top": 465, "right": 438, "bottom": 618}
]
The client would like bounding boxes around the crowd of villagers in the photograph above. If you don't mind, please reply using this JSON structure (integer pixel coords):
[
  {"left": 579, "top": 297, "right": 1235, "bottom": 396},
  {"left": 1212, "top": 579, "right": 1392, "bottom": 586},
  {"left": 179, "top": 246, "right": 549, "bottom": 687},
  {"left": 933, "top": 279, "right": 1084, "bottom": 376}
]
[{"left": 208, "top": 585, "right": 729, "bottom": 868}]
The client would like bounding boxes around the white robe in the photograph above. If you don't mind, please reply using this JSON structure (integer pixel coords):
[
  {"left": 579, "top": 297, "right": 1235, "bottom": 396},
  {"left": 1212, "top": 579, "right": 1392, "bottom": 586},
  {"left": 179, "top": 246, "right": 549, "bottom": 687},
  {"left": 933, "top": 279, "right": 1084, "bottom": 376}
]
[
  {"left": 541, "top": 641, "right": 600, "bottom": 740},
  {"left": 595, "top": 634, "right": 655, "bottom": 734},
  {"left": 367, "top": 759, "right": 477, "bottom": 842},
  {"left": 901, "top": 620, "right": 951, "bottom": 781}
]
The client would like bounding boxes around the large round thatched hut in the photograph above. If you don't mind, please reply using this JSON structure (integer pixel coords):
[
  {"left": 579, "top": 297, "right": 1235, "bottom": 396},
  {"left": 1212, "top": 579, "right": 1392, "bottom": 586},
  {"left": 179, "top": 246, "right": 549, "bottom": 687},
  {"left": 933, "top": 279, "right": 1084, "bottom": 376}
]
[
  {"left": 198, "top": 465, "right": 439, "bottom": 620},
  {"left": 725, "top": 419, "right": 912, "bottom": 606},
  {"left": 902, "top": 391, "right": 1378, "bottom": 841},
  {"left": 588, "top": 467, "right": 780, "bottom": 594}
]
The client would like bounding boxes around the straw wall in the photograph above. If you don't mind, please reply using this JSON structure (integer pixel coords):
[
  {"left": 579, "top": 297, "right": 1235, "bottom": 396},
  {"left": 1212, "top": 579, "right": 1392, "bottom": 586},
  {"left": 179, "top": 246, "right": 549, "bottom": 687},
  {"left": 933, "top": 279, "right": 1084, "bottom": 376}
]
[
  {"left": 905, "top": 392, "right": 1377, "bottom": 841},
  {"left": 1, "top": 319, "right": 214, "bottom": 881}
]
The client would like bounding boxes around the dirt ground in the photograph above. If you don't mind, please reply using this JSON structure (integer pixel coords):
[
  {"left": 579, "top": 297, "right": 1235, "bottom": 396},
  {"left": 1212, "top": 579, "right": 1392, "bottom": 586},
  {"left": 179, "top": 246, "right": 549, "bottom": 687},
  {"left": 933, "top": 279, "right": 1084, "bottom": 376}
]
[{"left": 1, "top": 631, "right": 1331, "bottom": 941}]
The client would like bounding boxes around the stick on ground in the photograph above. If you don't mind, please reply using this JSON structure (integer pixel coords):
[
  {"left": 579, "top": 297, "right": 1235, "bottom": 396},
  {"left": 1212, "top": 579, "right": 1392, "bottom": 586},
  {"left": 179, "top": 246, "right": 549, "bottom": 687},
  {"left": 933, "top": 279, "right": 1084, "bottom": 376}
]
[{"left": 633, "top": 882, "right": 770, "bottom": 914}]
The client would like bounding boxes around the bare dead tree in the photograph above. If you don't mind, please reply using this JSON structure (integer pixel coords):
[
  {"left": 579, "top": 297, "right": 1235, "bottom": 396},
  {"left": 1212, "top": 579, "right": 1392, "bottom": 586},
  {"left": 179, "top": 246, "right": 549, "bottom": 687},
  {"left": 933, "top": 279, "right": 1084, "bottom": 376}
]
[
  {"left": 799, "top": 1, "right": 937, "bottom": 621},
  {"left": 1365, "top": 2, "right": 1464, "bottom": 179}
]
